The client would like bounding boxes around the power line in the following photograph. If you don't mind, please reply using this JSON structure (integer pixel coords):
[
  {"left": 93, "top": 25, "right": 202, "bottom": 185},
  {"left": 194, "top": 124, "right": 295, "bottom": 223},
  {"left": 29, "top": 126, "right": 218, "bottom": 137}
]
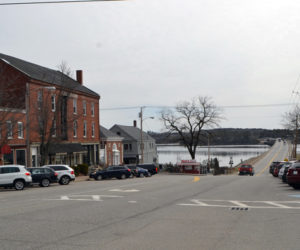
[
  {"left": 0, "top": 0, "right": 123, "bottom": 6},
  {"left": 101, "top": 103, "right": 293, "bottom": 111}
]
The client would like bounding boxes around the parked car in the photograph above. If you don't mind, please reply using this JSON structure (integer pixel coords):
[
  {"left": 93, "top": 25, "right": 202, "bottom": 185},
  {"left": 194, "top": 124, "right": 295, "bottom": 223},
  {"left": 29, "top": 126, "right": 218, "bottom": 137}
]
[
  {"left": 135, "top": 167, "right": 151, "bottom": 177},
  {"left": 278, "top": 162, "right": 293, "bottom": 182},
  {"left": 137, "top": 164, "right": 158, "bottom": 175},
  {"left": 286, "top": 162, "right": 300, "bottom": 189},
  {"left": 90, "top": 166, "right": 132, "bottom": 180},
  {"left": 0, "top": 165, "right": 32, "bottom": 190},
  {"left": 27, "top": 167, "right": 58, "bottom": 187},
  {"left": 42, "top": 165, "right": 75, "bottom": 185},
  {"left": 238, "top": 164, "right": 254, "bottom": 176},
  {"left": 269, "top": 161, "right": 280, "bottom": 174}
]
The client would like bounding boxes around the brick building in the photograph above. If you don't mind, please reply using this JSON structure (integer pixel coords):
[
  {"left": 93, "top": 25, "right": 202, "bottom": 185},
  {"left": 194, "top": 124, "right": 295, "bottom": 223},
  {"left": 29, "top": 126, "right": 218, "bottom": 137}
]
[
  {"left": 0, "top": 53, "right": 100, "bottom": 167},
  {"left": 99, "top": 125, "right": 123, "bottom": 166}
]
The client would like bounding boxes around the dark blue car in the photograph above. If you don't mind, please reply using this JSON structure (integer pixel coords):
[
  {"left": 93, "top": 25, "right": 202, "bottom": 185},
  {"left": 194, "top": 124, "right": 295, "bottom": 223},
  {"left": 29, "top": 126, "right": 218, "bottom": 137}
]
[{"left": 90, "top": 166, "right": 132, "bottom": 180}]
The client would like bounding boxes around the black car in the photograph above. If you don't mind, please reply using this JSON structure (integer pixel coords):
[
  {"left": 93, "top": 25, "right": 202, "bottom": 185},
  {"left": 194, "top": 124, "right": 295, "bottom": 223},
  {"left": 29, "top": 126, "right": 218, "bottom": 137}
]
[
  {"left": 27, "top": 167, "right": 58, "bottom": 187},
  {"left": 135, "top": 167, "right": 151, "bottom": 177},
  {"left": 90, "top": 166, "right": 132, "bottom": 180},
  {"left": 137, "top": 164, "right": 158, "bottom": 175}
]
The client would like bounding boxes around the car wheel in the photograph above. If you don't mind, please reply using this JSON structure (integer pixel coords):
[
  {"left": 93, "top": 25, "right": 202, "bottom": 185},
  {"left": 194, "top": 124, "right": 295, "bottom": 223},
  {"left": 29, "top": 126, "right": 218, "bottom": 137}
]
[
  {"left": 59, "top": 176, "right": 70, "bottom": 185},
  {"left": 40, "top": 178, "right": 50, "bottom": 187},
  {"left": 14, "top": 180, "right": 25, "bottom": 190},
  {"left": 140, "top": 173, "right": 144, "bottom": 178},
  {"left": 147, "top": 173, "right": 152, "bottom": 177},
  {"left": 121, "top": 174, "right": 126, "bottom": 179},
  {"left": 96, "top": 175, "right": 103, "bottom": 181}
]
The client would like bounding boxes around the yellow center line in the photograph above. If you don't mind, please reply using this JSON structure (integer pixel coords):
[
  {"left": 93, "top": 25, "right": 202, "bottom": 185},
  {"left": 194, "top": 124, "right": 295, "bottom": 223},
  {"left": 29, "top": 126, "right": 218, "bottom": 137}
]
[
  {"left": 193, "top": 176, "right": 200, "bottom": 182},
  {"left": 256, "top": 144, "right": 283, "bottom": 176}
]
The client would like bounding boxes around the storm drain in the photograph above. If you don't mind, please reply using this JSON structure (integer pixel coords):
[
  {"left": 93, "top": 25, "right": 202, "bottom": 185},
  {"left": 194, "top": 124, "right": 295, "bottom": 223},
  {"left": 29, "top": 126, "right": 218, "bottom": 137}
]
[{"left": 230, "top": 207, "right": 249, "bottom": 211}]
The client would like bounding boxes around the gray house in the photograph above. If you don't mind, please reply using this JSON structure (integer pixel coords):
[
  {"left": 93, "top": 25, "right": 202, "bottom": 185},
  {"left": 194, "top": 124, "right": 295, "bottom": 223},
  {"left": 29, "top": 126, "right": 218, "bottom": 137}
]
[{"left": 110, "top": 123, "right": 157, "bottom": 164}]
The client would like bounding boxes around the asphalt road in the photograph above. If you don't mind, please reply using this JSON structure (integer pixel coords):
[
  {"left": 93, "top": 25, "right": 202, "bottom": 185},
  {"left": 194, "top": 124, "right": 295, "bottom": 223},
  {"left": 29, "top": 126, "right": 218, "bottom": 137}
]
[{"left": 0, "top": 141, "right": 299, "bottom": 250}]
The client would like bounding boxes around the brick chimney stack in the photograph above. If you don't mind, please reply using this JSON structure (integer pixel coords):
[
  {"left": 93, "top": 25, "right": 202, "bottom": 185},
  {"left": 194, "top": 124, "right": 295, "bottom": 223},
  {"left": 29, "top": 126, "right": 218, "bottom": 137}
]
[
  {"left": 76, "top": 70, "right": 83, "bottom": 85},
  {"left": 133, "top": 120, "right": 137, "bottom": 127}
]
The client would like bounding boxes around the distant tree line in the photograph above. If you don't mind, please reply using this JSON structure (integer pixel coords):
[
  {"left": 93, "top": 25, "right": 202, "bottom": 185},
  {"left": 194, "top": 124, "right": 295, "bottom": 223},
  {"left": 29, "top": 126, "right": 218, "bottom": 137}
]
[{"left": 148, "top": 128, "right": 293, "bottom": 145}]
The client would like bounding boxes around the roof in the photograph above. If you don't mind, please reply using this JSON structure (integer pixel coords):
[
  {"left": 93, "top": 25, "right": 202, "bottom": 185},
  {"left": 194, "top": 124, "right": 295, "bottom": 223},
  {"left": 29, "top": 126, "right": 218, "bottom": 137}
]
[
  {"left": 110, "top": 124, "right": 155, "bottom": 142},
  {"left": 100, "top": 125, "right": 123, "bottom": 140},
  {"left": 0, "top": 53, "right": 100, "bottom": 98}
]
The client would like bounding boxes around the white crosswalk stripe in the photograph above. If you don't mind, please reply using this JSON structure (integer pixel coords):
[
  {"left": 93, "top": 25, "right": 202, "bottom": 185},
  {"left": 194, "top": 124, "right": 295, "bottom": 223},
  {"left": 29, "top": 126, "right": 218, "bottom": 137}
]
[{"left": 178, "top": 199, "right": 300, "bottom": 209}]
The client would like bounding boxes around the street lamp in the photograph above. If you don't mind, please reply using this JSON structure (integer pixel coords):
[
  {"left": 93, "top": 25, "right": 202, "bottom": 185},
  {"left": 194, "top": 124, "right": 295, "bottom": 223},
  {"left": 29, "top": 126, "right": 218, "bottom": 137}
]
[
  {"left": 26, "top": 84, "right": 56, "bottom": 167},
  {"left": 139, "top": 107, "right": 154, "bottom": 164}
]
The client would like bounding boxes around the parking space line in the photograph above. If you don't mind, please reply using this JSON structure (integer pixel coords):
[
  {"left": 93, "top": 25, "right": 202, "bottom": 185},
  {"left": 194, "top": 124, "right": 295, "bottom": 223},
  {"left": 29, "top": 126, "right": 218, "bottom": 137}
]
[
  {"left": 230, "top": 201, "right": 248, "bottom": 207},
  {"left": 177, "top": 199, "right": 300, "bottom": 209},
  {"left": 264, "top": 201, "right": 291, "bottom": 208}
]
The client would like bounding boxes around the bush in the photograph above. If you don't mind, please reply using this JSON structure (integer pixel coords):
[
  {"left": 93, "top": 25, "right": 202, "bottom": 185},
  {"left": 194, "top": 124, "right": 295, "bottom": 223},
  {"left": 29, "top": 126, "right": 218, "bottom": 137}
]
[
  {"left": 78, "top": 163, "right": 89, "bottom": 176},
  {"left": 164, "top": 163, "right": 180, "bottom": 173},
  {"left": 71, "top": 166, "right": 80, "bottom": 177}
]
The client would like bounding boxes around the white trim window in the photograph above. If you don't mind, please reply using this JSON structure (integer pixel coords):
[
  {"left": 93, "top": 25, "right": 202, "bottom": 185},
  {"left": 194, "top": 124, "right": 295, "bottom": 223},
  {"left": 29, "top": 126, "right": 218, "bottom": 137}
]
[
  {"left": 73, "top": 98, "right": 77, "bottom": 114},
  {"left": 91, "top": 122, "right": 95, "bottom": 138},
  {"left": 51, "top": 95, "right": 56, "bottom": 112},
  {"left": 83, "top": 120, "right": 87, "bottom": 138},
  {"left": 91, "top": 102, "right": 95, "bottom": 117},
  {"left": 17, "top": 122, "right": 23, "bottom": 139},
  {"left": 73, "top": 120, "right": 78, "bottom": 137},
  {"left": 7, "top": 121, "right": 13, "bottom": 138},
  {"left": 83, "top": 100, "right": 87, "bottom": 116}
]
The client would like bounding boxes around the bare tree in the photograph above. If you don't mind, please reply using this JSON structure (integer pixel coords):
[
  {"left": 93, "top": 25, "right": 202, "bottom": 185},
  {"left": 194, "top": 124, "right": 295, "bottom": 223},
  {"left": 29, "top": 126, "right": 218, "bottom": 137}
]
[
  {"left": 161, "top": 96, "right": 222, "bottom": 160},
  {"left": 34, "top": 61, "right": 82, "bottom": 165},
  {"left": 282, "top": 106, "right": 300, "bottom": 159}
]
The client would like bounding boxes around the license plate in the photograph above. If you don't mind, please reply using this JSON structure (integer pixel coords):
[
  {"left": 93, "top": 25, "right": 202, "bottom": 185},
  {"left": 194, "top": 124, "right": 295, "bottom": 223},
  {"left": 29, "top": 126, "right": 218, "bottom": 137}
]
[{"left": 293, "top": 171, "right": 298, "bottom": 175}]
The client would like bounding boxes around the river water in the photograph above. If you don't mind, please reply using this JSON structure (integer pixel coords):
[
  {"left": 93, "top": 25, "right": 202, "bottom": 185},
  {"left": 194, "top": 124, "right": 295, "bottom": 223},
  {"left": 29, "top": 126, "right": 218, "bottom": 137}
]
[{"left": 157, "top": 145, "right": 270, "bottom": 167}]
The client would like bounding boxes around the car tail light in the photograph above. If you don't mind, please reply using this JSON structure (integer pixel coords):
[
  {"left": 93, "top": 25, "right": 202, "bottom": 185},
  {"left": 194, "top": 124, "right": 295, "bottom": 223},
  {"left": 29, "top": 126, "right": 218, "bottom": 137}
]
[
  {"left": 25, "top": 172, "right": 31, "bottom": 176},
  {"left": 156, "top": 167, "right": 158, "bottom": 172},
  {"left": 71, "top": 170, "right": 74, "bottom": 175},
  {"left": 54, "top": 172, "right": 58, "bottom": 176},
  {"left": 127, "top": 169, "right": 131, "bottom": 172}
]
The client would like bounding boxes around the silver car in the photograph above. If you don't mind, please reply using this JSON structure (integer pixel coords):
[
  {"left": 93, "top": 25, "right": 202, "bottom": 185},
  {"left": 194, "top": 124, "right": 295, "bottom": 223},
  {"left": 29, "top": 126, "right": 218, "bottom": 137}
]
[
  {"left": 0, "top": 165, "right": 32, "bottom": 190},
  {"left": 42, "top": 165, "right": 75, "bottom": 185}
]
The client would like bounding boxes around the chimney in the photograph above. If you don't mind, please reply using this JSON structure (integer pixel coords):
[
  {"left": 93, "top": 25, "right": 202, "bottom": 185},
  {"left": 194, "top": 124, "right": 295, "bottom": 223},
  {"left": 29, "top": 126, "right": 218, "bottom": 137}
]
[
  {"left": 76, "top": 70, "right": 83, "bottom": 85},
  {"left": 133, "top": 120, "right": 137, "bottom": 127}
]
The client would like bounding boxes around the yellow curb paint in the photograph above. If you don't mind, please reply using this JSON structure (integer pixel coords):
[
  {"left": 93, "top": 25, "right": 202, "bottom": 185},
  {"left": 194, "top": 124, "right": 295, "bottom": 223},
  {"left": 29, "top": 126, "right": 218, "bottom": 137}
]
[
  {"left": 256, "top": 144, "right": 282, "bottom": 176},
  {"left": 193, "top": 176, "right": 200, "bottom": 182}
]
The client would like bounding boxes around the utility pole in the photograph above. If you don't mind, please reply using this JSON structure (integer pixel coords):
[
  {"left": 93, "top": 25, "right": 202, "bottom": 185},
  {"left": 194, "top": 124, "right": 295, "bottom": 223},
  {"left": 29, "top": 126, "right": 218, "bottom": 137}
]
[
  {"left": 207, "top": 133, "right": 210, "bottom": 174},
  {"left": 293, "top": 114, "right": 298, "bottom": 159},
  {"left": 139, "top": 107, "right": 144, "bottom": 164}
]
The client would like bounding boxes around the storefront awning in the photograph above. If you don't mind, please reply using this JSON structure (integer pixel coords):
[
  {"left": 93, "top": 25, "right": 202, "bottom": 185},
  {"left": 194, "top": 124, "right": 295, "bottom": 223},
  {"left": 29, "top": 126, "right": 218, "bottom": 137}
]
[{"left": 49, "top": 143, "right": 87, "bottom": 154}]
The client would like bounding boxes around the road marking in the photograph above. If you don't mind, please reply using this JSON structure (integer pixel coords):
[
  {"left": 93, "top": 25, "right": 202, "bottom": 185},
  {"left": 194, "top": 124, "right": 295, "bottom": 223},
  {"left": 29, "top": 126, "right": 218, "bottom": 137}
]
[
  {"left": 264, "top": 201, "right": 291, "bottom": 208},
  {"left": 128, "top": 201, "right": 137, "bottom": 203},
  {"left": 177, "top": 199, "right": 300, "bottom": 209},
  {"left": 109, "top": 189, "right": 140, "bottom": 192},
  {"left": 191, "top": 199, "right": 209, "bottom": 206},
  {"left": 288, "top": 194, "right": 300, "bottom": 198},
  {"left": 46, "top": 195, "right": 123, "bottom": 202},
  {"left": 230, "top": 201, "right": 248, "bottom": 207},
  {"left": 256, "top": 144, "right": 282, "bottom": 176},
  {"left": 193, "top": 177, "right": 200, "bottom": 182}
]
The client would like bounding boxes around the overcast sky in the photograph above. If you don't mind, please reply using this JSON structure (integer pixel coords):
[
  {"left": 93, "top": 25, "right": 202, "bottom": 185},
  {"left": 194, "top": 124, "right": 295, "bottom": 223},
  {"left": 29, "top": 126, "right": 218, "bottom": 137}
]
[{"left": 1, "top": 0, "right": 300, "bottom": 132}]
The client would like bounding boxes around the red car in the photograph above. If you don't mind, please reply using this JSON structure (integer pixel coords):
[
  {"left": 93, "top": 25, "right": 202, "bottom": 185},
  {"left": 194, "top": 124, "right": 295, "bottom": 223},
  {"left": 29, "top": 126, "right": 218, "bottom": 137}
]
[
  {"left": 286, "top": 162, "right": 300, "bottom": 189},
  {"left": 238, "top": 164, "right": 254, "bottom": 176}
]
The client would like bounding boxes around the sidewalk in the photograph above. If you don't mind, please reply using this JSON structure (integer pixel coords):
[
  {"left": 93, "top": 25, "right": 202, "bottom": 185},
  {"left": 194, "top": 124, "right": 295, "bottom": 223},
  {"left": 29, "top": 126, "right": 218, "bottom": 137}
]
[{"left": 75, "top": 175, "right": 90, "bottom": 182}]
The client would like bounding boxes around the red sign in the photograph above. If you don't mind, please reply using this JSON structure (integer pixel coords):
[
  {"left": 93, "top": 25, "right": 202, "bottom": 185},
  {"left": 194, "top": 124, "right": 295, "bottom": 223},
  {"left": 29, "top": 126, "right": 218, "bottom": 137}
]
[
  {"left": 181, "top": 160, "right": 197, "bottom": 163},
  {"left": 1, "top": 145, "right": 12, "bottom": 154}
]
